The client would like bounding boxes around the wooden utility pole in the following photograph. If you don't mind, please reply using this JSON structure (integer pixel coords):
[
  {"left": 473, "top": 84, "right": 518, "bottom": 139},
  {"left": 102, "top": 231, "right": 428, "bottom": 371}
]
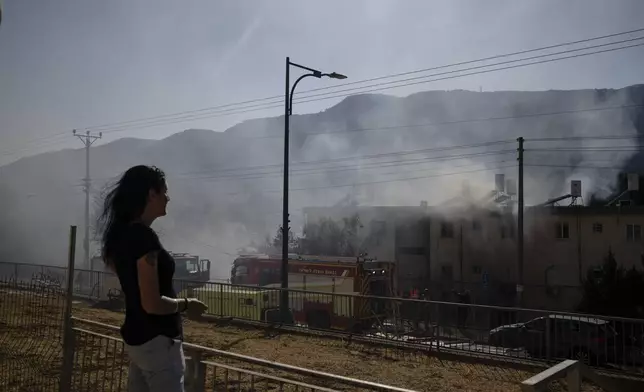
[
  {"left": 73, "top": 130, "right": 101, "bottom": 271},
  {"left": 517, "top": 137, "right": 524, "bottom": 305},
  {"left": 459, "top": 220, "right": 464, "bottom": 291}
]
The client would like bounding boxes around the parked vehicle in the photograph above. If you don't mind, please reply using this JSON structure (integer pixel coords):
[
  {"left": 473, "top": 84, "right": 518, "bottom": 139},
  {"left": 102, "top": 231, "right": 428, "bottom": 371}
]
[
  {"left": 228, "top": 253, "right": 397, "bottom": 331},
  {"left": 489, "top": 314, "right": 644, "bottom": 367}
]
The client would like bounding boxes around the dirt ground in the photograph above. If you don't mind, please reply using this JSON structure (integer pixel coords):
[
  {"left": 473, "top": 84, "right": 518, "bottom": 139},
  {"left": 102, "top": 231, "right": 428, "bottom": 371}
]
[
  {"left": 0, "top": 287, "right": 602, "bottom": 392},
  {"left": 73, "top": 301, "right": 597, "bottom": 392}
]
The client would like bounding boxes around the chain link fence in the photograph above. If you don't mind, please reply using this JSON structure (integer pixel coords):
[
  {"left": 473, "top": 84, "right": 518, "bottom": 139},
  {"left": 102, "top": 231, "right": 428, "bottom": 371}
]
[{"left": 0, "top": 275, "right": 66, "bottom": 391}]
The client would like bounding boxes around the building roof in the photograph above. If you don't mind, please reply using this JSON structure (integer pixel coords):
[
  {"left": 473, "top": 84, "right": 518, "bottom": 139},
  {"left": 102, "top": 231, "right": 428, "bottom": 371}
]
[{"left": 526, "top": 205, "right": 644, "bottom": 216}]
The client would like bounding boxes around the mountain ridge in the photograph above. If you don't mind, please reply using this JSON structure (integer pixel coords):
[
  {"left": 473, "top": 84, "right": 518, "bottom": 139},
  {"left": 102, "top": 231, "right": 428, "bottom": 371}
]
[{"left": 1, "top": 84, "right": 643, "bottom": 274}]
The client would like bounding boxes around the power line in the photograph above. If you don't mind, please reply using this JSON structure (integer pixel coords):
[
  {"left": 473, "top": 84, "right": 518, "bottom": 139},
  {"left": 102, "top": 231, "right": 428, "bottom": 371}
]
[
  {"left": 253, "top": 104, "right": 644, "bottom": 140},
  {"left": 86, "top": 39, "right": 644, "bottom": 136},
  {"left": 171, "top": 151, "right": 516, "bottom": 183},
  {"left": 216, "top": 163, "right": 517, "bottom": 197},
  {"left": 6, "top": 35, "right": 640, "bottom": 159},
  {"left": 4, "top": 100, "right": 641, "bottom": 161},
  {"left": 287, "top": 41, "right": 644, "bottom": 110},
  {"left": 75, "top": 26, "right": 644, "bottom": 133},
  {"left": 0, "top": 136, "right": 70, "bottom": 158},
  {"left": 89, "top": 143, "right": 513, "bottom": 184},
  {"left": 87, "top": 38, "right": 643, "bottom": 136},
  {"left": 528, "top": 147, "right": 644, "bottom": 152},
  {"left": 6, "top": 38, "right": 643, "bottom": 159},
  {"left": 6, "top": 28, "right": 643, "bottom": 156},
  {"left": 135, "top": 140, "right": 515, "bottom": 180},
  {"left": 526, "top": 164, "right": 626, "bottom": 171},
  {"left": 297, "top": 27, "right": 644, "bottom": 96},
  {"left": 527, "top": 134, "right": 643, "bottom": 142},
  {"left": 143, "top": 132, "right": 642, "bottom": 182},
  {"left": 287, "top": 36, "right": 644, "bottom": 104},
  {"left": 83, "top": 134, "right": 644, "bottom": 185}
]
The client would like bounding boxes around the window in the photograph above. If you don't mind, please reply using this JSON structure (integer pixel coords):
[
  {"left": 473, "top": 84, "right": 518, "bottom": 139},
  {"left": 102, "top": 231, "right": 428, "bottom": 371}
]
[
  {"left": 592, "top": 223, "right": 603, "bottom": 233},
  {"left": 555, "top": 222, "right": 569, "bottom": 239},
  {"left": 234, "top": 265, "right": 248, "bottom": 276},
  {"left": 186, "top": 259, "right": 199, "bottom": 273},
  {"left": 441, "top": 222, "right": 454, "bottom": 238},
  {"left": 626, "top": 224, "right": 642, "bottom": 242}
]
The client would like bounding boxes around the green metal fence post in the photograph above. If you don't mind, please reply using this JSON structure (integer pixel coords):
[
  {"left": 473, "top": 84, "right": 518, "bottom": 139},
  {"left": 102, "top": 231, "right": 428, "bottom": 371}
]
[{"left": 59, "top": 226, "right": 77, "bottom": 392}]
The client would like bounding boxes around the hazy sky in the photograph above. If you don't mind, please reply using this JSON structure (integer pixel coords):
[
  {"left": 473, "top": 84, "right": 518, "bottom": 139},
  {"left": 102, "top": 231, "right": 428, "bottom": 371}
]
[{"left": 1, "top": 0, "right": 643, "bottom": 166}]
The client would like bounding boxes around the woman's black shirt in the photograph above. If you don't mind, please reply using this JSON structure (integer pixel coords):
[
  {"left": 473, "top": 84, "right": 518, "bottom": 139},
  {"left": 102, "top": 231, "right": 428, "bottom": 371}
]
[{"left": 111, "top": 223, "right": 182, "bottom": 346}]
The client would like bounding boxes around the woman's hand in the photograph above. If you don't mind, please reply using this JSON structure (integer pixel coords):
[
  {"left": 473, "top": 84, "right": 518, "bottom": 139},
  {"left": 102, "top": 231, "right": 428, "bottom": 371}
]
[{"left": 185, "top": 298, "right": 208, "bottom": 319}]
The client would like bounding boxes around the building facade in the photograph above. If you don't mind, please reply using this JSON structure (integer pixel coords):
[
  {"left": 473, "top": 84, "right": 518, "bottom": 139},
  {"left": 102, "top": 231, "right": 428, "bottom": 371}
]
[
  {"left": 301, "top": 203, "right": 644, "bottom": 310},
  {"left": 522, "top": 205, "right": 644, "bottom": 310}
]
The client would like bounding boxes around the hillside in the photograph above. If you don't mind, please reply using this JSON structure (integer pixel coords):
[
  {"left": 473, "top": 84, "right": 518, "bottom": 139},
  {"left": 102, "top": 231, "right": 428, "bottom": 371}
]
[{"left": 0, "top": 85, "right": 643, "bottom": 276}]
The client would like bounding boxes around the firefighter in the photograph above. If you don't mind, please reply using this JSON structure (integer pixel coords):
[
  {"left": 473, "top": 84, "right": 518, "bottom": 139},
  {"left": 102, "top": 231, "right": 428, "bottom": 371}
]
[{"left": 453, "top": 288, "right": 471, "bottom": 327}]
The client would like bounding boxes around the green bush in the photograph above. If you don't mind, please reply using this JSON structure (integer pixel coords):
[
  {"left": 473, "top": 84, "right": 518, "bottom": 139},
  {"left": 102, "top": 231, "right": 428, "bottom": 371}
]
[{"left": 578, "top": 248, "right": 644, "bottom": 318}]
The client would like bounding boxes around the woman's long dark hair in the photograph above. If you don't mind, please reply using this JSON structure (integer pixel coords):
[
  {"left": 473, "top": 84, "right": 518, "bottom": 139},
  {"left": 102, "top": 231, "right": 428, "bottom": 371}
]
[{"left": 98, "top": 165, "right": 166, "bottom": 265}]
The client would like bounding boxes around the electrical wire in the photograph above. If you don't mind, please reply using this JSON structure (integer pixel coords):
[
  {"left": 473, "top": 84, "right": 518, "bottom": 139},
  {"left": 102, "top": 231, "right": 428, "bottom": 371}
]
[
  {"left": 118, "top": 140, "right": 515, "bottom": 181},
  {"left": 75, "top": 36, "right": 644, "bottom": 136},
  {"left": 90, "top": 39, "right": 644, "bottom": 137},
  {"left": 253, "top": 104, "right": 644, "bottom": 140},
  {"left": 297, "top": 27, "right": 644, "bottom": 96},
  {"left": 5, "top": 36, "right": 643, "bottom": 158},
  {"left": 216, "top": 163, "right": 518, "bottom": 197},
  {"left": 170, "top": 152, "right": 516, "bottom": 183},
  {"left": 526, "top": 164, "right": 625, "bottom": 171},
  {"left": 0, "top": 136, "right": 70, "bottom": 157},
  {"left": 528, "top": 147, "right": 644, "bottom": 152},
  {"left": 286, "top": 41, "right": 644, "bottom": 111},
  {"left": 76, "top": 26, "right": 644, "bottom": 133},
  {"left": 527, "top": 134, "right": 643, "bottom": 142},
  {"left": 286, "top": 36, "right": 644, "bottom": 104}
]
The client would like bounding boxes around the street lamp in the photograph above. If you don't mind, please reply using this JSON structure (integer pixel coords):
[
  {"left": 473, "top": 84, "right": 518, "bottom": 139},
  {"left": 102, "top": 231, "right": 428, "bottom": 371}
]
[{"left": 280, "top": 57, "right": 346, "bottom": 321}]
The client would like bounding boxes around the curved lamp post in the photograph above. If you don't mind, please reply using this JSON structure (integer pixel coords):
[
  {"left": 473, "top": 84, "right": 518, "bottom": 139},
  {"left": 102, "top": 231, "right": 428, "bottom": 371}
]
[{"left": 280, "top": 57, "right": 346, "bottom": 321}]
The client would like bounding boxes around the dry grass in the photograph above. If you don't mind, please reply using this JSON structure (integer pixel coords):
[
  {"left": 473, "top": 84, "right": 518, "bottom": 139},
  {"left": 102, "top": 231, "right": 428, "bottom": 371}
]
[
  {"left": 73, "top": 303, "right": 597, "bottom": 391},
  {"left": 0, "top": 286, "right": 604, "bottom": 392}
]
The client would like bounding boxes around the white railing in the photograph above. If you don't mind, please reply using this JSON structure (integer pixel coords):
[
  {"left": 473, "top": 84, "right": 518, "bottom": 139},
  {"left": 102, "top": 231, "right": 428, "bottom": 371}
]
[
  {"left": 67, "top": 317, "right": 418, "bottom": 392},
  {"left": 521, "top": 359, "right": 618, "bottom": 392}
]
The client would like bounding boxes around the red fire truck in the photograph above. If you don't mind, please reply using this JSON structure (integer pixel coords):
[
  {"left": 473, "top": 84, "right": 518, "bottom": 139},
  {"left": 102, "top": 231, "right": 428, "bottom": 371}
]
[{"left": 230, "top": 253, "right": 396, "bottom": 331}]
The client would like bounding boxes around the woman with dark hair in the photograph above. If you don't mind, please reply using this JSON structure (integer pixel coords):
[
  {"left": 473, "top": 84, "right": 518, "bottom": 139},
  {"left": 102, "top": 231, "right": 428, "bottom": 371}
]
[{"left": 98, "top": 165, "right": 207, "bottom": 392}]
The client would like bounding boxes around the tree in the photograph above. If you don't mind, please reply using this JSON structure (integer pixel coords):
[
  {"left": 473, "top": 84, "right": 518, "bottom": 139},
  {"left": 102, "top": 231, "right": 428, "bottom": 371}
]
[
  {"left": 258, "top": 214, "right": 362, "bottom": 257},
  {"left": 578, "top": 248, "right": 644, "bottom": 318},
  {"left": 262, "top": 226, "right": 299, "bottom": 254},
  {"left": 298, "top": 214, "right": 361, "bottom": 256}
]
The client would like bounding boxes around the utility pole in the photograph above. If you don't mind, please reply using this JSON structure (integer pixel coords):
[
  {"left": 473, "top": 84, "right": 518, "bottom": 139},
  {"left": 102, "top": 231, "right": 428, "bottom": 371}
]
[
  {"left": 458, "top": 220, "right": 464, "bottom": 291},
  {"left": 73, "top": 130, "right": 102, "bottom": 271},
  {"left": 516, "top": 137, "right": 524, "bottom": 305},
  {"left": 281, "top": 57, "right": 291, "bottom": 322}
]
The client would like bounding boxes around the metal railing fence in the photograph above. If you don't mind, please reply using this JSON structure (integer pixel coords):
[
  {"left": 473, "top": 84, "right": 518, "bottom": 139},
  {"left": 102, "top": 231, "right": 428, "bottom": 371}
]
[
  {"left": 69, "top": 317, "right": 417, "bottom": 392},
  {"left": 1, "top": 259, "right": 643, "bottom": 377},
  {"left": 0, "top": 253, "right": 418, "bottom": 391}
]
